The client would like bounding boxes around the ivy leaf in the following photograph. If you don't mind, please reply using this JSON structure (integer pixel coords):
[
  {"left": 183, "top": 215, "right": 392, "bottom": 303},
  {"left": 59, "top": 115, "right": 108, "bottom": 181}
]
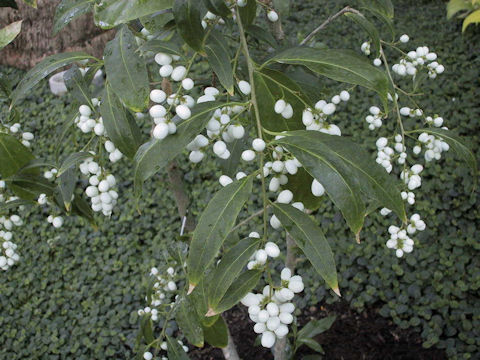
[
  {"left": 94, "top": 0, "right": 173, "bottom": 29},
  {"left": 173, "top": 0, "right": 205, "bottom": 52},
  {"left": 175, "top": 296, "right": 204, "bottom": 348},
  {"left": 187, "top": 176, "right": 253, "bottom": 290},
  {"left": 214, "top": 270, "right": 262, "bottom": 314},
  {"left": 134, "top": 102, "right": 243, "bottom": 197},
  {"left": 104, "top": 25, "right": 149, "bottom": 112},
  {"left": 166, "top": 335, "right": 190, "bottom": 360},
  {"left": 275, "top": 131, "right": 406, "bottom": 236},
  {"left": 0, "top": 133, "right": 35, "bottom": 178},
  {"left": 345, "top": 13, "right": 380, "bottom": 56},
  {"left": 203, "top": 0, "right": 230, "bottom": 17},
  {"left": 63, "top": 64, "right": 92, "bottom": 107},
  {"left": 206, "top": 237, "right": 259, "bottom": 315},
  {"left": 203, "top": 317, "right": 228, "bottom": 348},
  {"left": 272, "top": 203, "right": 339, "bottom": 295},
  {"left": 205, "top": 30, "right": 234, "bottom": 95},
  {"left": 0, "top": 20, "right": 22, "bottom": 50},
  {"left": 100, "top": 83, "right": 143, "bottom": 158},
  {"left": 266, "top": 47, "right": 389, "bottom": 109},
  {"left": 53, "top": 0, "right": 94, "bottom": 35},
  {"left": 10, "top": 52, "right": 95, "bottom": 106}
]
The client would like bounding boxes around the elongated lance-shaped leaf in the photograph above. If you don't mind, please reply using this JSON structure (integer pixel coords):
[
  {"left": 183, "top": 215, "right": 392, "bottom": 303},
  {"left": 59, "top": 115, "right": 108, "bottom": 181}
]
[
  {"left": 238, "top": 0, "right": 256, "bottom": 26},
  {"left": 246, "top": 24, "right": 278, "bottom": 48},
  {"left": 266, "top": 47, "right": 389, "bottom": 109},
  {"left": 0, "top": 20, "right": 22, "bottom": 50},
  {"left": 275, "top": 131, "right": 406, "bottom": 235},
  {"left": 361, "top": 6, "right": 395, "bottom": 41},
  {"left": 133, "top": 101, "right": 244, "bottom": 197},
  {"left": 137, "top": 39, "right": 183, "bottom": 58},
  {"left": 53, "top": 0, "right": 93, "bottom": 35},
  {"left": 58, "top": 167, "right": 76, "bottom": 211},
  {"left": 273, "top": 203, "right": 339, "bottom": 294},
  {"left": 94, "top": 0, "right": 173, "bottom": 29},
  {"left": 57, "top": 152, "right": 92, "bottom": 177},
  {"left": 0, "top": 133, "right": 35, "bottom": 178},
  {"left": 214, "top": 270, "right": 262, "bottom": 314},
  {"left": 63, "top": 64, "right": 92, "bottom": 107},
  {"left": 173, "top": 0, "right": 205, "bottom": 52},
  {"left": 359, "top": 0, "right": 394, "bottom": 18},
  {"left": 345, "top": 13, "right": 380, "bottom": 56},
  {"left": 100, "top": 83, "right": 143, "bottom": 158},
  {"left": 5, "top": 174, "right": 55, "bottom": 201},
  {"left": 175, "top": 296, "right": 204, "bottom": 347},
  {"left": 10, "top": 52, "right": 95, "bottom": 106},
  {"left": 104, "top": 25, "right": 149, "bottom": 112},
  {"left": 205, "top": 30, "right": 234, "bottom": 95},
  {"left": 166, "top": 335, "right": 190, "bottom": 360},
  {"left": 187, "top": 176, "right": 253, "bottom": 290},
  {"left": 206, "top": 237, "right": 259, "bottom": 314},
  {"left": 203, "top": 316, "right": 228, "bottom": 348},
  {"left": 203, "top": 0, "right": 230, "bottom": 17},
  {"left": 409, "top": 128, "right": 477, "bottom": 184},
  {"left": 284, "top": 168, "right": 323, "bottom": 211},
  {"left": 190, "top": 278, "right": 220, "bottom": 327},
  {"left": 0, "top": 199, "right": 35, "bottom": 214}
]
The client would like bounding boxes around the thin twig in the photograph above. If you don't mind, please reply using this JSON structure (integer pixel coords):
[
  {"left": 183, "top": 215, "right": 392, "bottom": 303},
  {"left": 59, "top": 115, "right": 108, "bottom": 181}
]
[
  {"left": 300, "top": 6, "right": 361, "bottom": 45},
  {"left": 231, "top": 207, "right": 268, "bottom": 233}
]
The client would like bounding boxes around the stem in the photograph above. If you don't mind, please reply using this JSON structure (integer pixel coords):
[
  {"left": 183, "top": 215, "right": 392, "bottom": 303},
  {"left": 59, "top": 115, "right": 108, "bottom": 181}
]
[
  {"left": 300, "top": 6, "right": 361, "bottom": 45},
  {"left": 231, "top": 206, "right": 268, "bottom": 233},
  {"left": 235, "top": 6, "right": 269, "bottom": 241},
  {"left": 221, "top": 325, "right": 241, "bottom": 360}
]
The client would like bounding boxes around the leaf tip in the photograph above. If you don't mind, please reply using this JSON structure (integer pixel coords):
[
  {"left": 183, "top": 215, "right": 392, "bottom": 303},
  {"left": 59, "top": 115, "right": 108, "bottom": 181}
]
[
  {"left": 205, "top": 307, "right": 218, "bottom": 317},
  {"left": 355, "top": 232, "right": 361, "bottom": 244},
  {"left": 332, "top": 286, "right": 341, "bottom": 297},
  {"left": 187, "top": 283, "right": 196, "bottom": 295}
]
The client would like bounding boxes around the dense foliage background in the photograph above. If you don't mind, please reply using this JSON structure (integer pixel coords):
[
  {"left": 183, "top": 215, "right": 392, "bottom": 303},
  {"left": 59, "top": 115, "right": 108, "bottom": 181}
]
[{"left": 0, "top": 0, "right": 478, "bottom": 359}]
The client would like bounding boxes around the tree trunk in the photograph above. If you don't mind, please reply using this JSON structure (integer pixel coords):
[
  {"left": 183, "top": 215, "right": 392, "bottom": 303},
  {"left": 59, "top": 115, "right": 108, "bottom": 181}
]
[{"left": 0, "top": 0, "right": 113, "bottom": 69}]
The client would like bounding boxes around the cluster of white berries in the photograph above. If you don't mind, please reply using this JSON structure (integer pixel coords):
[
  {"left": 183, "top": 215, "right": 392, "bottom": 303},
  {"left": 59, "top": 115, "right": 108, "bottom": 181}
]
[
  {"left": 400, "top": 164, "right": 424, "bottom": 191},
  {"left": 47, "top": 214, "right": 64, "bottom": 228},
  {"left": 392, "top": 43, "right": 444, "bottom": 78},
  {"left": 417, "top": 131, "right": 450, "bottom": 162},
  {"left": 1, "top": 122, "right": 35, "bottom": 147},
  {"left": 246, "top": 232, "right": 280, "bottom": 269},
  {"left": 43, "top": 168, "right": 58, "bottom": 180},
  {"left": 79, "top": 156, "right": 118, "bottom": 216},
  {"left": 302, "top": 91, "right": 350, "bottom": 135},
  {"left": 241, "top": 268, "right": 304, "bottom": 348},
  {"left": 274, "top": 100, "right": 294, "bottom": 119},
  {"left": 143, "top": 339, "right": 188, "bottom": 360},
  {"left": 365, "top": 105, "right": 383, "bottom": 130},
  {"left": 138, "top": 266, "right": 178, "bottom": 318},
  {"left": 186, "top": 105, "right": 246, "bottom": 163},
  {"left": 385, "top": 213, "right": 425, "bottom": 257},
  {"left": 0, "top": 194, "right": 22, "bottom": 270}
]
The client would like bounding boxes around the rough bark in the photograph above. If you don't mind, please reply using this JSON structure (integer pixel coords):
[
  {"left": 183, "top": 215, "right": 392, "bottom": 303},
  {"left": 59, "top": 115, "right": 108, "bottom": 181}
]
[{"left": 0, "top": 0, "right": 113, "bottom": 69}]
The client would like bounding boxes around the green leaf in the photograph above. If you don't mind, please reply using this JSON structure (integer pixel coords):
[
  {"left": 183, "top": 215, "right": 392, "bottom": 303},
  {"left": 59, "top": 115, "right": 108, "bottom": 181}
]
[
  {"left": 58, "top": 168, "right": 76, "bottom": 211},
  {"left": 360, "top": 0, "right": 394, "bottom": 18},
  {"left": 214, "top": 270, "right": 262, "bottom": 314},
  {"left": 254, "top": 68, "right": 307, "bottom": 132},
  {"left": 190, "top": 279, "right": 220, "bottom": 327},
  {"left": 283, "top": 168, "right": 322, "bottom": 210},
  {"left": 205, "top": 30, "right": 234, "bottom": 94},
  {"left": 6, "top": 174, "right": 55, "bottom": 200},
  {"left": 10, "top": 52, "right": 95, "bottom": 106},
  {"left": 345, "top": 13, "right": 380, "bottom": 56},
  {"left": 298, "top": 316, "right": 336, "bottom": 339},
  {"left": 203, "top": 317, "right": 228, "bottom": 348},
  {"left": 53, "top": 0, "right": 93, "bottom": 35},
  {"left": 70, "top": 195, "right": 95, "bottom": 225},
  {"left": 0, "top": 199, "right": 35, "bottom": 214},
  {"left": 173, "top": 0, "right": 205, "bottom": 52},
  {"left": 176, "top": 296, "right": 204, "bottom": 347},
  {"left": 140, "top": 316, "right": 154, "bottom": 344},
  {"left": 63, "top": 64, "right": 92, "bottom": 107},
  {"left": 104, "top": 25, "right": 149, "bottom": 112},
  {"left": 134, "top": 101, "right": 242, "bottom": 196},
  {"left": 447, "top": 0, "right": 474, "bottom": 19},
  {"left": 266, "top": 47, "right": 389, "bottom": 109},
  {"left": 207, "top": 237, "right": 259, "bottom": 314},
  {"left": 298, "top": 338, "right": 325, "bottom": 354},
  {"left": 275, "top": 131, "right": 407, "bottom": 234},
  {"left": 0, "top": 133, "right": 35, "bottom": 178},
  {"left": 100, "top": 83, "right": 143, "bottom": 158},
  {"left": 93, "top": 0, "right": 173, "bottom": 29},
  {"left": 187, "top": 176, "right": 253, "bottom": 289},
  {"left": 21, "top": 0, "right": 36, "bottom": 7},
  {"left": 0, "top": 73, "right": 12, "bottom": 99},
  {"left": 203, "top": 0, "right": 230, "bottom": 17},
  {"left": 409, "top": 128, "right": 477, "bottom": 182},
  {"left": 57, "top": 152, "right": 92, "bottom": 177},
  {"left": 219, "top": 137, "right": 245, "bottom": 177},
  {"left": 272, "top": 203, "right": 339, "bottom": 294},
  {"left": 463, "top": 9, "right": 480, "bottom": 31},
  {"left": 238, "top": 0, "right": 256, "bottom": 26},
  {"left": 0, "top": 20, "right": 22, "bottom": 50},
  {"left": 137, "top": 39, "right": 183, "bottom": 58},
  {"left": 166, "top": 335, "right": 190, "bottom": 360},
  {"left": 285, "top": 69, "right": 326, "bottom": 104},
  {"left": 246, "top": 24, "right": 277, "bottom": 48},
  {"left": 361, "top": 6, "right": 395, "bottom": 41}
]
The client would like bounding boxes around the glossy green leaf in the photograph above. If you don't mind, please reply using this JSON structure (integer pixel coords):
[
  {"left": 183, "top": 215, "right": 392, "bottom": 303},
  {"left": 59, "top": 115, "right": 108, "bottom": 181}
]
[
  {"left": 0, "top": 133, "right": 35, "bottom": 178},
  {"left": 166, "top": 335, "right": 190, "bottom": 360},
  {"left": 58, "top": 168, "right": 76, "bottom": 211},
  {"left": 100, "top": 83, "right": 143, "bottom": 158},
  {"left": 63, "top": 65, "right": 92, "bottom": 107},
  {"left": 176, "top": 296, "right": 204, "bottom": 347},
  {"left": 0, "top": 199, "right": 35, "bottom": 214},
  {"left": 203, "top": 317, "right": 228, "bottom": 348},
  {"left": 205, "top": 30, "right": 234, "bottom": 94},
  {"left": 94, "top": 0, "right": 173, "bottom": 29},
  {"left": 104, "top": 26, "right": 149, "bottom": 112},
  {"left": 10, "top": 52, "right": 95, "bottom": 106},
  {"left": 238, "top": 0, "right": 256, "bottom": 26},
  {"left": 53, "top": 0, "right": 93, "bottom": 35},
  {"left": 203, "top": 0, "right": 230, "bottom": 17},
  {"left": 187, "top": 176, "right": 253, "bottom": 288},
  {"left": 273, "top": 203, "right": 339, "bottom": 294},
  {"left": 275, "top": 131, "right": 407, "bottom": 233},
  {"left": 298, "top": 315, "right": 336, "bottom": 339},
  {"left": 57, "top": 152, "right": 92, "bottom": 177},
  {"left": 214, "top": 270, "right": 262, "bottom": 314},
  {"left": 173, "top": 0, "right": 205, "bottom": 52},
  {"left": 345, "top": 13, "right": 380, "bottom": 56},
  {"left": 207, "top": 237, "right": 259, "bottom": 314},
  {"left": 266, "top": 47, "right": 389, "bottom": 108},
  {"left": 134, "top": 101, "right": 242, "bottom": 196},
  {"left": 0, "top": 20, "right": 22, "bottom": 50},
  {"left": 254, "top": 68, "right": 308, "bottom": 132}
]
